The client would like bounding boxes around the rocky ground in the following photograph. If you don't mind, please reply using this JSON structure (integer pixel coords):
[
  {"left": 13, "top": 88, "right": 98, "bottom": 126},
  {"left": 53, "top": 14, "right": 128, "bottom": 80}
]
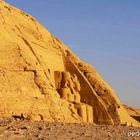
[{"left": 0, "top": 118, "right": 139, "bottom": 140}]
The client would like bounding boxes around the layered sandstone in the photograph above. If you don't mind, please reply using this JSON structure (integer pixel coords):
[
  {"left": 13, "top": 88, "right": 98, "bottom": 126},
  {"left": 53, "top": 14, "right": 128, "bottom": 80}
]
[{"left": 0, "top": 0, "right": 139, "bottom": 126}]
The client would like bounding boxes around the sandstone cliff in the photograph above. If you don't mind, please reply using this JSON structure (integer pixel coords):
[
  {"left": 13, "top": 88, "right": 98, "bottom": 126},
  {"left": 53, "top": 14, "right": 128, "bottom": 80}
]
[
  {"left": 0, "top": 0, "right": 139, "bottom": 126},
  {"left": 124, "top": 105, "right": 140, "bottom": 123}
]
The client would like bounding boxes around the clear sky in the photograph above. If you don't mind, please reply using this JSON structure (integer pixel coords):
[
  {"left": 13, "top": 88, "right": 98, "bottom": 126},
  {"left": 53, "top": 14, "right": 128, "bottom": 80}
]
[{"left": 5, "top": 0, "right": 140, "bottom": 108}]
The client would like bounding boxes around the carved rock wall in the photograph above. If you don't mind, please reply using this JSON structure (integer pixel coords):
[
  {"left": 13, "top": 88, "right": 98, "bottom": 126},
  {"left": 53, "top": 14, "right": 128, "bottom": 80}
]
[
  {"left": 55, "top": 71, "right": 93, "bottom": 123},
  {"left": 0, "top": 0, "right": 139, "bottom": 126}
]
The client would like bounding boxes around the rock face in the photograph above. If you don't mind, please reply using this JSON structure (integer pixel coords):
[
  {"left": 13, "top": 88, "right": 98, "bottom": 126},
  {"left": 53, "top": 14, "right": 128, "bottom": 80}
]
[
  {"left": 124, "top": 105, "right": 140, "bottom": 123},
  {"left": 0, "top": 0, "right": 139, "bottom": 126}
]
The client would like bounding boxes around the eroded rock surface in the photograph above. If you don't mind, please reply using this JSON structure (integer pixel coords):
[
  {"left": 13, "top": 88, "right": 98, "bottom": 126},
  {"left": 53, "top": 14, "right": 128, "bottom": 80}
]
[
  {"left": 0, "top": 0, "right": 139, "bottom": 126},
  {"left": 124, "top": 105, "right": 140, "bottom": 123}
]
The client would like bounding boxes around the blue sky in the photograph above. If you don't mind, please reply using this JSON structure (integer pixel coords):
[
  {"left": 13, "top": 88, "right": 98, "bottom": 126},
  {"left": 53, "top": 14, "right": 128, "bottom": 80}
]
[{"left": 6, "top": 0, "right": 140, "bottom": 108}]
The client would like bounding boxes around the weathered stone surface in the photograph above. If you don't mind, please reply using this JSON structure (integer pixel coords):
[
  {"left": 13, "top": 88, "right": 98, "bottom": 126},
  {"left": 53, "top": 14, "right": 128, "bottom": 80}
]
[
  {"left": 0, "top": 0, "right": 139, "bottom": 126},
  {"left": 124, "top": 105, "right": 140, "bottom": 123}
]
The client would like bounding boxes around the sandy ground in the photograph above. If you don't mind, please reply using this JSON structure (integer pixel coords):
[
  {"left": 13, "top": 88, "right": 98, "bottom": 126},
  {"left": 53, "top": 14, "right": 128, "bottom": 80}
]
[{"left": 0, "top": 118, "right": 139, "bottom": 140}]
